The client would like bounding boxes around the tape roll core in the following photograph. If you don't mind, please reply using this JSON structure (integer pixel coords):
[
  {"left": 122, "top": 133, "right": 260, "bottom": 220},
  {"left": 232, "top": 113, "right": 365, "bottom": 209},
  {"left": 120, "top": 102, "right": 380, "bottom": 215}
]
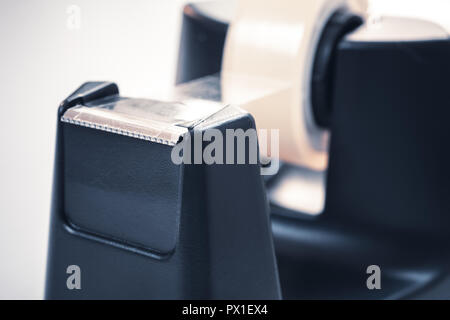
[{"left": 311, "top": 9, "right": 364, "bottom": 128}]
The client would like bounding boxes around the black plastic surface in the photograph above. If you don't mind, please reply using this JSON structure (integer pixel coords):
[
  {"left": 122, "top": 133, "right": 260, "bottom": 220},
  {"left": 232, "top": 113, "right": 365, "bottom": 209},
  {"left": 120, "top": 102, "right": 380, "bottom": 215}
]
[
  {"left": 311, "top": 9, "right": 363, "bottom": 128},
  {"left": 273, "top": 38, "right": 450, "bottom": 299},
  {"left": 176, "top": 3, "right": 228, "bottom": 84},
  {"left": 46, "top": 82, "right": 281, "bottom": 299},
  {"left": 64, "top": 124, "right": 182, "bottom": 255}
]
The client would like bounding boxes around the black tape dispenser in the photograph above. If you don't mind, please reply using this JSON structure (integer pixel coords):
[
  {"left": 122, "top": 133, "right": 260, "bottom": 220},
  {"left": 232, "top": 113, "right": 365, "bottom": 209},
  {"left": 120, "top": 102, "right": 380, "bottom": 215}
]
[{"left": 46, "top": 0, "right": 450, "bottom": 299}]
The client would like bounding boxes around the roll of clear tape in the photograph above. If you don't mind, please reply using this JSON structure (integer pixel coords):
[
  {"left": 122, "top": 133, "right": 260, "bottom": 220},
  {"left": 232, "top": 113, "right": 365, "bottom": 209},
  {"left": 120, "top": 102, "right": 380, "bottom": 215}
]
[{"left": 222, "top": 0, "right": 367, "bottom": 171}]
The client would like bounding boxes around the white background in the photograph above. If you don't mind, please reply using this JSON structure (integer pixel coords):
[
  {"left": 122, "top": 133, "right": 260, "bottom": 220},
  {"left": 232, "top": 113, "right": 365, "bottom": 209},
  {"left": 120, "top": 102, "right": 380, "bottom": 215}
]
[
  {"left": 0, "top": 0, "right": 448, "bottom": 299},
  {"left": 0, "top": 0, "right": 196, "bottom": 299}
]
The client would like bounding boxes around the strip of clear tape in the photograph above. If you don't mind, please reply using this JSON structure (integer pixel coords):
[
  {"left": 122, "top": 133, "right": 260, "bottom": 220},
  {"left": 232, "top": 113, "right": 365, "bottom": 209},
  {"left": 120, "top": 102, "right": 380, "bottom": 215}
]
[{"left": 61, "top": 75, "right": 226, "bottom": 146}]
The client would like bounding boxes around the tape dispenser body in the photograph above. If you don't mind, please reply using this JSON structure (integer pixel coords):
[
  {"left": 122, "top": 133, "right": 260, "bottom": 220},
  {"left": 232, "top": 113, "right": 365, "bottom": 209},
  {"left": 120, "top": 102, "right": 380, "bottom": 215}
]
[
  {"left": 46, "top": 0, "right": 450, "bottom": 299},
  {"left": 46, "top": 81, "right": 281, "bottom": 299}
]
